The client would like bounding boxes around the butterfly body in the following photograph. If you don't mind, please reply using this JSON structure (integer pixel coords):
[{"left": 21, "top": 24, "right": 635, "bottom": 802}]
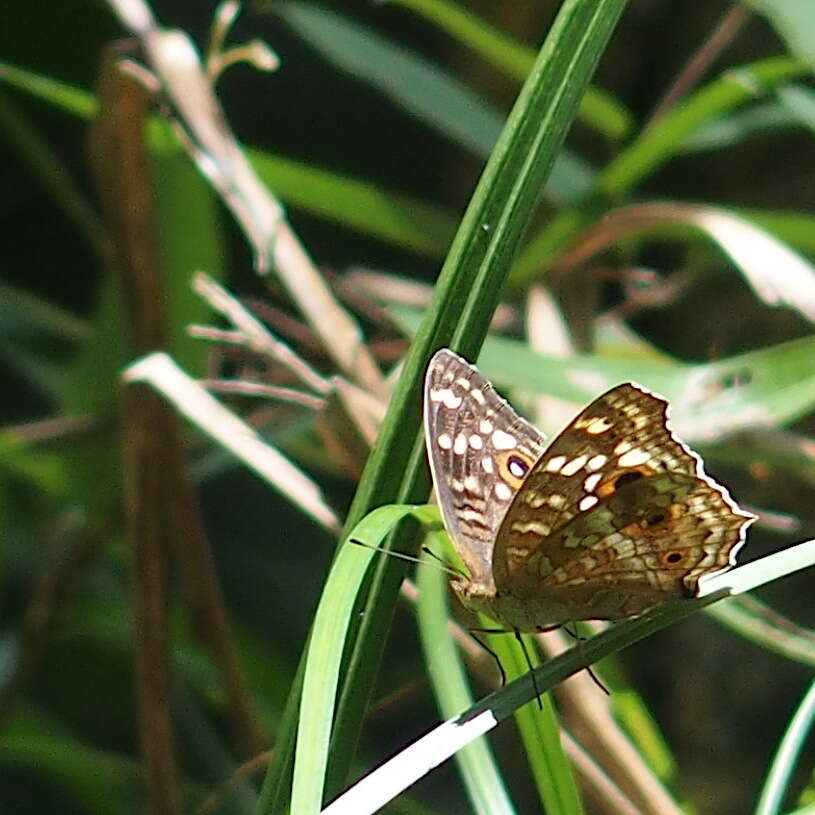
[{"left": 424, "top": 349, "right": 754, "bottom": 631}]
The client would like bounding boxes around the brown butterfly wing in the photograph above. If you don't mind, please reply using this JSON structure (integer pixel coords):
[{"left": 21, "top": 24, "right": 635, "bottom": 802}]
[
  {"left": 424, "top": 350, "right": 544, "bottom": 590},
  {"left": 491, "top": 383, "right": 754, "bottom": 626}
]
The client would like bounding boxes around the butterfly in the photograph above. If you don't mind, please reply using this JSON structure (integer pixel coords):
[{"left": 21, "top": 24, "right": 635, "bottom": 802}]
[{"left": 423, "top": 349, "right": 755, "bottom": 631}]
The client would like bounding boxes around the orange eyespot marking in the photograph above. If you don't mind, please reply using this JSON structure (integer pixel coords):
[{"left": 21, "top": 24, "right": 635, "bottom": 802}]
[
  {"left": 596, "top": 467, "right": 652, "bottom": 497},
  {"left": 496, "top": 451, "right": 534, "bottom": 488}
]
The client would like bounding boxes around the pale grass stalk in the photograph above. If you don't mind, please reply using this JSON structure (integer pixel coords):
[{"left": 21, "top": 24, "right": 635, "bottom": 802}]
[
  {"left": 123, "top": 352, "right": 340, "bottom": 533},
  {"left": 200, "top": 379, "right": 327, "bottom": 410},
  {"left": 106, "top": 0, "right": 387, "bottom": 395},
  {"left": 553, "top": 202, "right": 815, "bottom": 323},
  {"left": 539, "top": 628, "right": 684, "bottom": 815},
  {"left": 192, "top": 272, "right": 332, "bottom": 395},
  {"left": 341, "top": 267, "right": 518, "bottom": 332},
  {"left": 526, "top": 284, "right": 578, "bottom": 433},
  {"left": 562, "top": 731, "right": 646, "bottom": 815},
  {"left": 193, "top": 272, "right": 388, "bottom": 437}
]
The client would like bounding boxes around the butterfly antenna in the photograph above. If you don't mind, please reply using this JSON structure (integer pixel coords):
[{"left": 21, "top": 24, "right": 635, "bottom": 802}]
[
  {"left": 421, "top": 545, "right": 468, "bottom": 579},
  {"left": 348, "top": 539, "right": 461, "bottom": 578}
]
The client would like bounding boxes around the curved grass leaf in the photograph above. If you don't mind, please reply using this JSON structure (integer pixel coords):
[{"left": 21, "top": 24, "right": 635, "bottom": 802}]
[
  {"left": 733, "top": 209, "right": 815, "bottom": 256},
  {"left": 274, "top": 1, "right": 596, "bottom": 206},
  {"left": 754, "top": 677, "right": 815, "bottom": 815},
  {"left": 514, "top": 55, "right": 809, "bottom": 282},
  {"left": 290, "top": 504, "right": 438, "bottom": 815},
  {"left": 681, "top": 100, "right": 803, "bottom": 152},
  {"left": 262, "top": 1, "right": 630, "bottom": 808},
  {"left": 387, "top": 0, "right": 634, "bottom": 140},
  {"left": 324, "top": 533, "right": 815, "bottom": 815},
  {"left": 706, "top": 599, "right": 815, "bottom": 668},
  {"left": 393, "top": 306, "right": 815, "bottom": 440},
  {"left": 416, "top": 536, "right": 519, "bottom": 815}
]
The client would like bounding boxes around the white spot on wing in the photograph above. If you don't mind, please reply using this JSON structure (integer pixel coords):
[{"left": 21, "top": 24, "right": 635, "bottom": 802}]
[
  {"left": 469, "top": 434, "right": 484, "bottom": 450},
  {"left": 586, "top": 454, "right": 607, "bottom": 471},
  {"left": 481, "top": 457, "right": 495, "bottom": 474},
  {"left": 560, "top": 454, "right": 588, "bottom": 477},
  {"left": 548, "top": 493, "right": 566, "bottom": 509},
  {"left": 586, "top": 416, "right": 613, "bottom": 434},
  {"left": 437, "top": 433, "right": 452, "bottom": 450},
  {"left": 545, "top": 455, "right": 566, "bottom": 472},
  {"left": 492, "top": 430, "right": 517, "bottom": 450},
  {"left": 617, "top": 448, "right": 651, "bottom": 468},
  {"left": 584, "top": 472, "right": 602, "bottom": 493},
  {"left": 579, "top": 494, "right": 599, "bottom": 512},
  {"left": 495, "top": 482, "right": 513, "bottom": 500},
  {"left": 511, "top": 520, "right": 552, "bottom": 536},
  {"left": 453, "top": 434, "right": 468, "bottom": 455},
  {"left": 443, "top": 391, "right": 463, "bottom": 409}
]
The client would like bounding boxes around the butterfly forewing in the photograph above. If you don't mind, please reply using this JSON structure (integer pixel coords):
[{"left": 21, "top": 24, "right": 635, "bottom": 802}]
[
  {"left": 424, "top": 349, "right": 545, "bottom": 590},
  {"left": 491, "top": 383, "right": 755, "bottom": 624}
]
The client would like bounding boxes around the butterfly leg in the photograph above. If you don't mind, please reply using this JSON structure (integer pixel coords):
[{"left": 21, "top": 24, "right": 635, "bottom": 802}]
[
  {"left": 553, "top": 623, "right": 610, "bottom": 695},
  {"left": 471, "top": 627, "right": 544, "bottom": 708},
  {"left": 468, "top": 630, "right": 507, "bottom": 687},
  {"left": 511, "top": 630, "right": 544, "bottom": 710}
]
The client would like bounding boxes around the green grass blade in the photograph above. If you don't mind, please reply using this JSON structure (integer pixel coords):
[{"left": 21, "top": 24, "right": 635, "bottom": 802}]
[
  {"left": 514, "top": 55, "right": 809, "bottom": 283},
  {"left": 416, "top": 540, "right": 517, "bottom": 815},
  {"left": 290, "top": 504, "right": 437, "bottom": 815},
  {"left": 776, "top": 83, "right": 815, "bottom": 131},
  {"left": 486, "top": 632, "right": 584, "bottom": 814},
  {"left": 0, "top": 87, "right": 107, "bottom": 258},
  {"left": 259, "top": 0, "right": 630, "bottom": 807},
  {"left": 274, "top": 1, "right": 596, "bottom": 206},
  {"left": 598, "top": 56, "right": 807, "bottom": 198},
  {"left": 248, "top": 149, "right": 456, "bottom": 256},
  {"left": 0, "top": 62, "right": 457, "bottom": 257},
  {"left": 681, "top": 100, "right": 802, "bottom": 152},
  {"left": 747, "top": 0, "right": 815, "bottom": 66},
  {"left": 0, "top": 60, "right": 97, "bottom": 116},
  {"left": 388, "top": 0, "right": 634, "bottom": 139},
  {"left": 754, "top": 678, "right": 815, "bottom": 815}
]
